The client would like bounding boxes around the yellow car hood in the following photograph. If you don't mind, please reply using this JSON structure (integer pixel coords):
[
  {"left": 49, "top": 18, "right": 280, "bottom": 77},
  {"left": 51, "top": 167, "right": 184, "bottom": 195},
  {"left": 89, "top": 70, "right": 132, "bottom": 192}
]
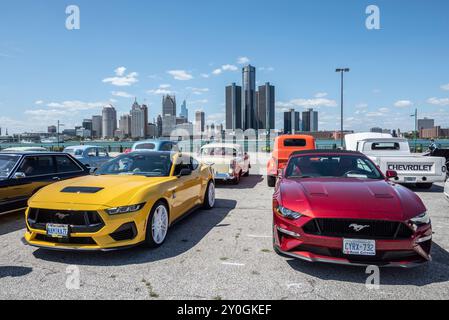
[{"left": 29, "top": 175, "right": 173, "bottom": 207}]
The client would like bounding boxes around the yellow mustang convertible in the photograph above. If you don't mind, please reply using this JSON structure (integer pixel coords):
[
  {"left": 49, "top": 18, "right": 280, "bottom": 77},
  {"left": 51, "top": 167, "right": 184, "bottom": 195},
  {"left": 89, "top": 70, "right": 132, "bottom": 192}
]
[{"left": 24, "top": 151, "right": 215, "bottom": 251}]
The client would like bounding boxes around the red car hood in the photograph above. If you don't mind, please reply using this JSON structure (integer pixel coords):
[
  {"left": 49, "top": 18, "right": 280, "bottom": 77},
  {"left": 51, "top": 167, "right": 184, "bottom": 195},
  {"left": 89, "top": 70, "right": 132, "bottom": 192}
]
[{"left": 279, "top": 178, "right": 425, "bottom": 221}]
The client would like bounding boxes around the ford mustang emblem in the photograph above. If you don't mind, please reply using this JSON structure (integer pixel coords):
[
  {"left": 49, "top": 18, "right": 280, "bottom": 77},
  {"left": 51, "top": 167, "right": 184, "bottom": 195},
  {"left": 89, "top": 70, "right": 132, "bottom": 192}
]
[
  {"left": 55, "top": 213, "right": 70, "bottom": 220},
  {"left": 349, "top": 224, "right": 370, "bottom": 232}
]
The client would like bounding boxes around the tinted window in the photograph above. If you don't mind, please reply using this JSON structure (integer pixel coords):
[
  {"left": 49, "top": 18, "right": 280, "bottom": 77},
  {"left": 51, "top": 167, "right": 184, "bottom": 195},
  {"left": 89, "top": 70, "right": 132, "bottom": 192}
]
[
  {"left": 135, "top": 143, "right": 155, "bottom": 150},
  {"left": 86, "top": 148, "right": 97, "bottom": 157},
  {"left": 284, "top": 139, "right": 306, "bottom": 147},
  {"left": 285, "top": 155, "right": 382, "bottom": 180},
  {"left": 0, "top": 155, "right": 20, "bottom": 179},
  {"left": 18, "top": 156, "right": 56, "bottom": 177},
  {"left": 55, "top": 156, "right": 82, "bottom": 173},
  {"left": 160, "top": 143, "right": 173, "bottom": 151},
  {"left": 97, "top": 153, "right": 172, "bottom": 177},
  {"left": 371, "top": 142, "right": 400, "bottom": 150},
  {"left": 174, "top": 155, "right": 196, "bottom": 175}
]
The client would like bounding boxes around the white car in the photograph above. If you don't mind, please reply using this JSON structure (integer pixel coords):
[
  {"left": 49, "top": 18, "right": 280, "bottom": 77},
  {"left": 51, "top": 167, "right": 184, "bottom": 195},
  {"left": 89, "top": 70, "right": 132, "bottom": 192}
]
[
  {"left": 345, "top": 133, "right": 447, "bottom": 189},
  {"left": 199, "top": 143, "right": 250, "bottom": 184}
]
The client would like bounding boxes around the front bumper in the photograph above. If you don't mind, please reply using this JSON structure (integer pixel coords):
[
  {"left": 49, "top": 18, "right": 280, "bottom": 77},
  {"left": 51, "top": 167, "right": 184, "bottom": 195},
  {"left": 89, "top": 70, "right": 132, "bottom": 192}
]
[
  {"left": 273, "top": 214, "right": 432, "bottom": 268},
  {"left": 24, "top": 204, "right": 149, "bottom": 251},
  {"left": 393, "top": 174, "right": 446, "bottom": 184},
  {"left": 214, "top": 172, "right": 237, "bottom": 181}
]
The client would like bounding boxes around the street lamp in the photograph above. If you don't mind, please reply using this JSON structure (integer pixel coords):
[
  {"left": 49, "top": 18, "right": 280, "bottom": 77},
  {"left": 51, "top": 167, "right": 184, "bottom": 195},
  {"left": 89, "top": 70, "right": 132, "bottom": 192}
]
[{"left": 336, "top": 68, "right": 350, "bottom": 148}]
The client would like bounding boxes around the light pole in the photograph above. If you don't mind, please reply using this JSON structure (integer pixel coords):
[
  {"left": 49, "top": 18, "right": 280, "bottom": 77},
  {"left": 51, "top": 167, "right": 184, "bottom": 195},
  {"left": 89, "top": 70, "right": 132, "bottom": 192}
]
[
  {"left": 57, "top": 120, "right": 64, "bottom": 149},
  {"left": 410, "top": 109, "right": 418, "bottom": 152},
  {"left": 336, "top": 68, "right": 350, "bottom": 148}
]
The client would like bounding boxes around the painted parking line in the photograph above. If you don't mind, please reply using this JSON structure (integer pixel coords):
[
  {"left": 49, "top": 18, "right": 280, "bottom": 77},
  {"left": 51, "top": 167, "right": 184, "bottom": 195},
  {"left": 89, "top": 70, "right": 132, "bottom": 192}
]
[
  {"left": 247, "top": 235, "right": 271, "bottom": 238},
  {"left": 221, "top": 262, "right": 246, "bottom": 267}
]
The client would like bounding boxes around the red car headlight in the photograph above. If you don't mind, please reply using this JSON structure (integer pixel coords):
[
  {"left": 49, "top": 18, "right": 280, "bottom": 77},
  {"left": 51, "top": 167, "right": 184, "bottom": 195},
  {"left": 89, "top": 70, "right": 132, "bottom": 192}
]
[{"left": 277, "top": 206, "right": 302, "bottom": 220}]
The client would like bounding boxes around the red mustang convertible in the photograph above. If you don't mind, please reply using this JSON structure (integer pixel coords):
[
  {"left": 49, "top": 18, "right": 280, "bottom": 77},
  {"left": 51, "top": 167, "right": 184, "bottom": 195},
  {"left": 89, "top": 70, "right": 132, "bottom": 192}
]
[{"left": 273, "top": 150, "right": 432, "bottom": 267}]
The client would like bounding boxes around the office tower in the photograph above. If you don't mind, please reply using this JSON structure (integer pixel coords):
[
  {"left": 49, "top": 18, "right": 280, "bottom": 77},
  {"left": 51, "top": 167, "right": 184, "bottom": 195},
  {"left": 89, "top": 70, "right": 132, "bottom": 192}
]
[
  {"left": 195, "top": 111, "right": 205, "bottom": 134},
  {"left": 284, "top": 109, "right": 301, "bottom": 134},
  {"left": 257, "top": 82, "right": 275, "bottom": 130},
  {"left": 156, "top": 115, "right": 163, "bottom": 138},
  {"left": 48, "top": 126, "right": 57, "bottom": 134},
  {"left": 242, "top": 65, "right": 256, "bottom": 130},
  {"left": 162, "top": 94, "right": 177, "bottom": 117},
  {"left": 130, "top": 99, "right": 148, "bottom": 138},
  {"left": 92, "top": 115, "right": 102, "bottom": 138},
  {"left": 418, "top": 118, "right": 435, "bottom": 130},
  {"left": 102, "top": 105, "right": 117, "bottom": 139},
  {"left": 162, "top": 116, "right": 176, "bottom": 137},
  {"left": 226, "top": 83, "right": 242, "bottom": 130},
  {"left": 302, "top": 108, "right": 319, "bottom": 132},
  {"left": 180, "top": 100, "right": 188, "bottom": 120},
  {"left": 119, "top": 114, "right": 132, "bottom": 137},
  {"left": 82, "top": 119, "right": 93, "bottom": 138}
]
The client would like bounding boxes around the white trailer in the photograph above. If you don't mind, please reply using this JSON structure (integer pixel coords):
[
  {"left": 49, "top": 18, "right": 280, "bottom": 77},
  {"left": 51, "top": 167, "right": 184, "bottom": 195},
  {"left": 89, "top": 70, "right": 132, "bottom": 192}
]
[{"left": 345, "top": 133, "right": 447, "bottom": 189}]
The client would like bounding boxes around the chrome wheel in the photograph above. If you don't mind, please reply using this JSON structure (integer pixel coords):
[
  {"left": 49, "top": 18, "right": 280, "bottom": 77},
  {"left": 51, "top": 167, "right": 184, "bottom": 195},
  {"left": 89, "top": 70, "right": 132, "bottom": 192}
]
[
  {"left": 208, "top": 182, "right": 216, "bottom": 208},
  {"left": 151, "top": 205, "right": 168, "bottom": 244}
]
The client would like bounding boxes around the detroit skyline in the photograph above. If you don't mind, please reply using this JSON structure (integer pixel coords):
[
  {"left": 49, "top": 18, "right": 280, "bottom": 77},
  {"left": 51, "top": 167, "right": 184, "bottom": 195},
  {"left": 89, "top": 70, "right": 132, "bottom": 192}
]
[{"left": 1, "top": 0, "right": 449, "bottom": 134}]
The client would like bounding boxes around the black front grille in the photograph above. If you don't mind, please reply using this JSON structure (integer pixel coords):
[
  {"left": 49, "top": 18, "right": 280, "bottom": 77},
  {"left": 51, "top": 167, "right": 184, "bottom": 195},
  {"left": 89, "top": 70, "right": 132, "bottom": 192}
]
[
  {"left": 303, "top": 219, "right": 413, "bottom": 240},
  {"left": 35, "top": 234, "right": 97, "bottom": 245},
  {"left": 28, "top": 208, "right": 104, "bottom": 233}
]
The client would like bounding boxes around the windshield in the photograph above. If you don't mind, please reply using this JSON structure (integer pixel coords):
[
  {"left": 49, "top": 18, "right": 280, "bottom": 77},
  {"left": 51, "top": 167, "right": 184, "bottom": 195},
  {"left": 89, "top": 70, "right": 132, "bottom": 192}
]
[
  {"left": 201, "top": 147, "right": 238, "bottom": 157},
  {"left": 135, "top": 143, "right": 156, "bottom": 150},
  {"left": 64, "top": 148, "right": 83, "bottom": 156},
  {"left": 96, "top": 153, "right": 172, "bottom": 177},
  {"left": 0, "top": 155, "right": 20, "bottom": 179},
  {"left": 285, "top": 154, "right": 383, "bottom": 180}
]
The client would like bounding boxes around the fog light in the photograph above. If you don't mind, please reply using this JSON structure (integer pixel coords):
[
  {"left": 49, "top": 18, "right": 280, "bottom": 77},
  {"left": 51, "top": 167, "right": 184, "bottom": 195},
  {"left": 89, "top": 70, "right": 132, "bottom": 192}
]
[{"left": 277, "top": 227, "right": 301, "bottom": 239}]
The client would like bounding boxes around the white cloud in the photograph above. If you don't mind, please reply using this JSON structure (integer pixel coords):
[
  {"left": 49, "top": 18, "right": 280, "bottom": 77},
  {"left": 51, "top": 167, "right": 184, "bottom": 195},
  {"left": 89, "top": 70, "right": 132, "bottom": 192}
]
[
  {"left": 394, "top": 100, "right": 413, "bottom": 108},
  {"left": 190, "top": 99, "right": 208, "bottom": 105},
  {"left": 356, "top": 103, "right": 368, "bottom": 109},
  {"left": 314, "top": 92, "right": 328, "bottom": 98},
  {"left": 200, "top": 73, "right": 210, "bottom": 78},
  {"left": 111, "top": 91, "right": 133, "bottom": 98},
  {"left": 103, "top": 67, "right": 138, "bottom": 87},
  {"left": 167, "top": 70, "right": 193, "bottom": 81},
  {"left": 207, "top": 112, "right": 225, "bottom": 124},
  {"left": 147, "top": 84, "right": 173, "bottom": 95},
  {"left": 440, "top": 84, "right": 449, "bottom": 91},
  {"left": 427, "top": 97, "right": 449, "bottom": 106},
  {"left": 277, "top": 97, "right": 337, "bottom": 109},
  {"left": 237, "top": 57, "right": 250, "bottom": 64},
  {"left": 222, "top": 64, "right": 238, "bottom": 71},
  {"left": 259, "top": 66, "right": 275, "bottom": 72},
  {"left": 45, "top": 100, "right": 106, "bottom": 111},
  {"left": 212, "top": 68, "right": 222, "bottom": 75},
  {"left": 35, "top": 100, "right": 44, "bottom": 105},
  {"left": 187, "top": 87, "right": 209, "bottom": 95}
]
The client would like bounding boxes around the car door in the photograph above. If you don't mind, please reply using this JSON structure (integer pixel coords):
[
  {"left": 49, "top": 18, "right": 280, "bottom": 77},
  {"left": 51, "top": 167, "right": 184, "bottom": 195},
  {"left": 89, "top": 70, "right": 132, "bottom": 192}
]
[
  {"left": 54, "top": 155, "right": 87, "bottom": 180},
  {"left": 9, "top": 155, "right": 58, "bottom": 209},
  {"left": 97, "top": 147, "right": 110, "bottom": 168}
]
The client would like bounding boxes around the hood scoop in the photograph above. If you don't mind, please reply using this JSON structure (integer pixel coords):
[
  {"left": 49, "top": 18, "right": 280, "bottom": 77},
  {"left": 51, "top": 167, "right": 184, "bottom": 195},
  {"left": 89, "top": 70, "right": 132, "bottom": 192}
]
[{"left": 61, "top": 187, "right": 104, "bottom": 194}]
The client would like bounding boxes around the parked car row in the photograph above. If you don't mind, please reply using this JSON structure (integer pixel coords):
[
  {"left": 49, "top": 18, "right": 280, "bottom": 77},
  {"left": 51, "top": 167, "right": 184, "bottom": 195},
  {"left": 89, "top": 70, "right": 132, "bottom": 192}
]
[{"left": 0, "top": 135, "right": 447, "bottom": 268}]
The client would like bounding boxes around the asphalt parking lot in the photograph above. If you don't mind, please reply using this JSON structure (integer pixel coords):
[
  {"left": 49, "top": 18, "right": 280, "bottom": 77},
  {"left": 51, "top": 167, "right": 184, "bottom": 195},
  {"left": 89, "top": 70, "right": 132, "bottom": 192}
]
[{"left": 1, "top": 175, "right": 448, "bottom": 300}]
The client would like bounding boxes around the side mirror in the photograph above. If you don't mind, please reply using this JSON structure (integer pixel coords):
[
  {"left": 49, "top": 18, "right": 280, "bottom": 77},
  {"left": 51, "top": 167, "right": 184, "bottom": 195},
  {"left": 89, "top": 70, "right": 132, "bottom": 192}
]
[
  {"left": 178, "top": 168, "right": 192, "bottom": 177},
  {"left": 278, "top": 168, "right": 284, "bottom": 177},
  {"left": 386, "top": 170, "right": 398, "bottom": 179},
  {"left": 13, "top": 172, "right": 26, "bottom": 179}
]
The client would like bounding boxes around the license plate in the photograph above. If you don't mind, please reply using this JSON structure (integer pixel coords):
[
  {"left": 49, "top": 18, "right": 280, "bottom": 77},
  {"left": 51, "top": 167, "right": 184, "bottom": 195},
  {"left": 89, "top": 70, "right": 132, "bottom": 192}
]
[
  {"left": 46, "top": 224, "right": 69, "bottom": 238},
  {"left": 404, "top": 177, "right": 417, "bottom": 182},
  {"left": 343, "top": 239, "right": 376, "bottom": 256}
]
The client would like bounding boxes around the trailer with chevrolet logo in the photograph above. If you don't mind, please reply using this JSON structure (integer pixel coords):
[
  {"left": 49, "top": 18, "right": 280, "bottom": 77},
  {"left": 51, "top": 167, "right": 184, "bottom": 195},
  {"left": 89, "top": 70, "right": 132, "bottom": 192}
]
[{"left": 345, "top": 134, "right": 447, "bottom": 189}]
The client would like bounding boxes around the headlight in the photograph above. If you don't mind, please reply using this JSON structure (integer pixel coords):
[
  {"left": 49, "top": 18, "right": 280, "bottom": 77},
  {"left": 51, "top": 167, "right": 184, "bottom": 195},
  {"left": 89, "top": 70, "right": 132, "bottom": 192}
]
[
  {"left": 106, "top": 203, "right": 146, "bottom": 215},
  {"left": 410, "top": 212, "right": 431, "bottom": 226},
  {"left": 277, "top": 206, "right": 302, "bottom": 220}
]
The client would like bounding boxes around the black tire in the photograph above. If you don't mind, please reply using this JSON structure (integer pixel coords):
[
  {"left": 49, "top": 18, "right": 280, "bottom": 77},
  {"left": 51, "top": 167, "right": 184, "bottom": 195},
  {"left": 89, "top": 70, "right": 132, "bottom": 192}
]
[
  {"left": 232, "top": 172, "right": 241, "bottom": 185},
  {"left": 267, "top": 175, "right": 276, "bottom": 187},
  {"left": 143, "top": 201, "right": 169, "bottom": 248},
  {"left": 416, "top": 183, "right": 433, "bottom": 190},
  {"left": 203, "top": 180, "right": 215, "bottom": 210},
  {"left": 243, "top": 166, "right": 250, "bottom": 177}
]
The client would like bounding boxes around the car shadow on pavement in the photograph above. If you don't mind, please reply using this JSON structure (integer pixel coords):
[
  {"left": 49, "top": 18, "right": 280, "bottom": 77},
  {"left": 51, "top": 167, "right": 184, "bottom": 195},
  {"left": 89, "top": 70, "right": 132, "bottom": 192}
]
[
  {"left": 216, "top": 175, "right": 264, "bottom": 189},
  {"left": 0, "top": 266, "right": 33, "bottom": 279},
  {"left": 0, "top": 211, "right": 25, "bottom": 236},
  {"left": 408, "top": 185, "right": 444, "bottom": 193},
  {"left": 32, "top": 198, "right": 237, "bottom": 267},
  {"left": 286, "top": 242, "right": 449, "bottom": 287}
]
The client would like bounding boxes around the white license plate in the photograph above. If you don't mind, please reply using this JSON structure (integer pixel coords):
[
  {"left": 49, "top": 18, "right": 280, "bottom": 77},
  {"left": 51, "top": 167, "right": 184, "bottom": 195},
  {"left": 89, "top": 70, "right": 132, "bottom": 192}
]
[
  {"left": 46, "top": 224, "right": 69, "bottom": 238},
  {"left": 404, "top": 177, "right": 417, "bottom": 182},
  {"left": 343, "top": 239, "right": 376, "bottom": 256}
]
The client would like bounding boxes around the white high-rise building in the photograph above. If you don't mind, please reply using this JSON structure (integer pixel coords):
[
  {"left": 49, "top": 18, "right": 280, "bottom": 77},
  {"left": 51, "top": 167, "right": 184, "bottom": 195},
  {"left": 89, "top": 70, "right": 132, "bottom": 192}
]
[{"left": 130, "top": 99, "right": 148, "bottom": 138}]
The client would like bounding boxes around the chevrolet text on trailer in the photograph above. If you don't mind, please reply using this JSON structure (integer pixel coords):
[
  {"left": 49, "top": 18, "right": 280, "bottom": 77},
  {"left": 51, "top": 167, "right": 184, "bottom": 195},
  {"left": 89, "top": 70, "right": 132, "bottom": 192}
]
[{"left": 345, "top": 133, "right": 447, "bottom": 189}]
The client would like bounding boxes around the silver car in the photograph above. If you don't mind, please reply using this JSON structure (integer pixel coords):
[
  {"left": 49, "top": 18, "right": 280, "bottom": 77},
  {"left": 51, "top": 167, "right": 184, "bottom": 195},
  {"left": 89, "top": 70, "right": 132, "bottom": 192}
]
[{"left": 63, "top": 145, "right": 111, "bottom": 170}]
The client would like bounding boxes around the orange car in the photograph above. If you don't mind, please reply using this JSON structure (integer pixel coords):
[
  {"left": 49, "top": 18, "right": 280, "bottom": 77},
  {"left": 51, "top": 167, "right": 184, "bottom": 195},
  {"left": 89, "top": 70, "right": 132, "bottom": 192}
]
[{"left": 267, "top": 135, "right": 316, "bottom": 187}]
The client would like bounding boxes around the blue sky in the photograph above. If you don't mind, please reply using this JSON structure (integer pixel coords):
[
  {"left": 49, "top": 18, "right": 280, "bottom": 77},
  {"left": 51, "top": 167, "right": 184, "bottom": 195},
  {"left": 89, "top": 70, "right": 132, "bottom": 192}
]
[{"left": 1, "top": 0, "right": 449, "bottom": 134}]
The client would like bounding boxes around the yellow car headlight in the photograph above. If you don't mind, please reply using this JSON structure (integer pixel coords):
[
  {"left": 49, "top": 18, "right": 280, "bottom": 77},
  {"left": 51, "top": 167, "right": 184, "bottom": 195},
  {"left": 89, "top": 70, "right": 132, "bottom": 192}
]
[{"left": 106, "top": 203, "right": 146, "bottom": 215}]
